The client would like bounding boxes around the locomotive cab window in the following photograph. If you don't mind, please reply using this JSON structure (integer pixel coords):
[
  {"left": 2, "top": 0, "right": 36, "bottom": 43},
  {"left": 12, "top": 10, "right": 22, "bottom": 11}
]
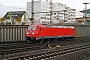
[{"left": 28, "top": 26, "right": 36, "bottom": 30}]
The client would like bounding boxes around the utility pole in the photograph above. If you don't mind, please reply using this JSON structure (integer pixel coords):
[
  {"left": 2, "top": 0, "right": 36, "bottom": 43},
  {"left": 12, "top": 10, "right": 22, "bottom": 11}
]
[
  {"left": 63, "top": 10, "right": 66, "bottom": 22},
  {"left": 30, "top": 0, "right": 34, "bottom": 24},
  {"left": 83, "top": 2, "right": 90, "bottom": 24},
  {"left": 31, "top": 0, "right": 34, "bottom": 18},
  {"left": 50, "top": 0, "right": 52, "bottom": 25}
]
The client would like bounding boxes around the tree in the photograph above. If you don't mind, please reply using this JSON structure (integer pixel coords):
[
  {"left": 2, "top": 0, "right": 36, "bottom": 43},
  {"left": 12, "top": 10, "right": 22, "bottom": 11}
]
[
  {"left": 0, "top": 17, "right": 6, "bottom": 21},
  {"left": 9, "top": 11, "right": 12, "bottom": 20},
  {"left": 0, "top": 17, "right": 6, "bottom": 25},
  {"left": 24, "top": 12, "right": 26, "bottom": 21},
  {"left": 16, "top": 16, "right": 22, "bottom": 23}
]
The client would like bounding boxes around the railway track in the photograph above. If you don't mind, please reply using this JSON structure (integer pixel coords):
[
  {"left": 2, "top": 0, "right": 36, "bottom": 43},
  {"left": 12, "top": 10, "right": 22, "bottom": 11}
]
[
  {"left": 0, "top": 42, "right": 48, "bottom": 55},
  {"left": 7, "top": 44, "right": 89, "bottom": 60},
  {"left": 0, "top": 37, "right": 88, "bottom": 55},
  {"left": 0, "top": 39, "right": 89, "bottom": 55},
  {"left": 0, "top": 37, "right": 90, "bottom": 60}
]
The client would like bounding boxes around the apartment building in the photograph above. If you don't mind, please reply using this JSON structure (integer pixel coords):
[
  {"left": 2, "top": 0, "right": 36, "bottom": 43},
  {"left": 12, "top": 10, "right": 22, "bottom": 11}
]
[
  {"left": 66, "top": 7, "right": 76, "bottom": 20},
  {"left": 52, "top": 2, "right": 66, "bottom": 22},
  {"left": 27, "top": 0, "right": 76, "bottom": 24}
]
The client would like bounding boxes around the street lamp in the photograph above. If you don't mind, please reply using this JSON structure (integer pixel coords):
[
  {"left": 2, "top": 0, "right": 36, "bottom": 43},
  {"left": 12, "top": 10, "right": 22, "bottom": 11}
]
[
  {"left": 83, "top": 2, "right": 90, "bottom": 24},
  {"left": 83, "top": 2, "right": 90, "bottom": 10}
]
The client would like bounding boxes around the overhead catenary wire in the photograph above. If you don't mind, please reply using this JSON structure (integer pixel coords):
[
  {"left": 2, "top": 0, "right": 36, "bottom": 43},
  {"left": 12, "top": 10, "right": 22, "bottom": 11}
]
[{"left": 0, "top": 4, "right": 83, "bottom": 17}]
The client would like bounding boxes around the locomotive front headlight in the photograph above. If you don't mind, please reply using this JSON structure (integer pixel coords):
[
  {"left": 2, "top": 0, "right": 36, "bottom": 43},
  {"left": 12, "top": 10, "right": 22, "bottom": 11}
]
[
  {"left": 26, "top": 32, "right": 29, "bottom": 34},
  {"left": 32, "top": 32, "right": 35, "bottom": 34}
]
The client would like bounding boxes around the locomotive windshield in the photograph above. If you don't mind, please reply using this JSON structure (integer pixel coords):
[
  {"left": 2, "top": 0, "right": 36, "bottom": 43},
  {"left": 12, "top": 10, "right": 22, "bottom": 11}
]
[{"left": 28, "top": 26, "right": 36, "bottom": 30}]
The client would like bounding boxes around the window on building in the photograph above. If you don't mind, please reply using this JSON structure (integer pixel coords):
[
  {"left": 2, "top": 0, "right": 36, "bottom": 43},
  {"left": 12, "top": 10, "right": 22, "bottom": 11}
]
[
  {"left": 54, "top": 13, "right": 56, "bottom": 15},
  {"left": 54, "top": 16, "right": 56, "bottom": 18},
  {"left": 41, "top": 17, "right": 43, "bottom": 19},
  {"left": 50, "top": 7, "right": 52, "bottom": 9},
  {"left": 47, "top": 18, "right": 49, "bottom": 20},
  {"left": 12, "top": 15, "right": 14, "bottom": 17},
  {"left": 15, "top": 15, "right": 17, "bottom": 16},
  {"left": 46, "top": 14, "right": 49, "bottom": 16},
  {"left": 44, "top": 17, "right": 46, "bottom": 19},
  {"left": 7, "top": 15, "right": 9, "bottom": 17}
]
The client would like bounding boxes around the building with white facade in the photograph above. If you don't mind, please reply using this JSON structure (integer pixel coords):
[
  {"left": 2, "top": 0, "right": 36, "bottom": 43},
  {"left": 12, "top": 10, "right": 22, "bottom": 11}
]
[
  {"left": 27, "top": 0, "right": 76, "bottom": 24},
  {"left": 52, "top": 2, "right": 66, "bottom": 22},
  {"left": 66, "top": 7, "right": 76, "bottom": 21},
  {"left": 27, "top": 0, "right": 51, "bottom": 24}
]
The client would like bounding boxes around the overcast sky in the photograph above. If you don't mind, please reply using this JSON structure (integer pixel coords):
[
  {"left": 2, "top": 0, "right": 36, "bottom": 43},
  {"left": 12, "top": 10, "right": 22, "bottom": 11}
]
[{"left": 0, "top": 0, "right": 90, "bottom": 17}]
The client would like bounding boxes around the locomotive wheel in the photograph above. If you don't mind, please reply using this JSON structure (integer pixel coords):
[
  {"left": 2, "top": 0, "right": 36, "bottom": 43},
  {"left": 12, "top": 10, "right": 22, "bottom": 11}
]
[
  {"left": 27, "top": 38, "right": 36, "bottom": 43},
  {"left": 40, "top": 37, "right": 44, "bottom": 43}
]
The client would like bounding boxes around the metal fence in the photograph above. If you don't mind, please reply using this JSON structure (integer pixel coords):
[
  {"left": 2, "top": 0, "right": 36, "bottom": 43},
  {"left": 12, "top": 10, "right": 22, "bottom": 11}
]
[
  {"left": 72, "top": 25, "right": 90, "bottom": 37},
  {"left": 0, "top": 25, "right": 28, "bottom": 42},
  {"left": 0, "top": 25, "right": 90, "bottom": 42}
]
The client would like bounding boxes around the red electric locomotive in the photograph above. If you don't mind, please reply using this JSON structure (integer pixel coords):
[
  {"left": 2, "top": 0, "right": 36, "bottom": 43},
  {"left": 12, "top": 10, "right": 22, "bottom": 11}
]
[{"left": 26, "top": 24, "right": 76, "bottom": 42}]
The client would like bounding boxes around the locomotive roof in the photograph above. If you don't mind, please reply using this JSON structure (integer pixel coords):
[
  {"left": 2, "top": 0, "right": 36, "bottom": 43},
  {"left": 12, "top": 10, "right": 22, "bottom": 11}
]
[
  {"left": 45, "top": 25, "right": 74, "bottom": 28},
  {"left": 29, "top": 24, "right": 74, "bottom": 28}
]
